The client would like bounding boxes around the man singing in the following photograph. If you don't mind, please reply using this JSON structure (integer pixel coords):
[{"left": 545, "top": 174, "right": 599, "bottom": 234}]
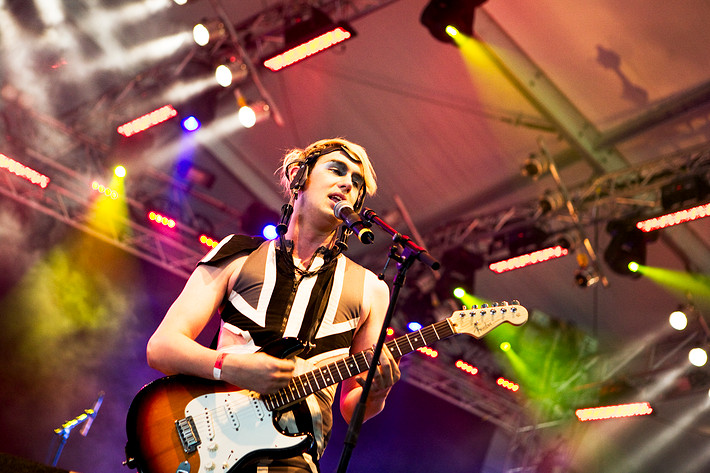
[{"left": 146, "top": 138, "right": 400, "bottom": 472}]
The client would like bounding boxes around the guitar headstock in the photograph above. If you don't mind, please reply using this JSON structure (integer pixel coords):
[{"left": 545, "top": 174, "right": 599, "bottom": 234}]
[{"left": 448, "top": 301, "right": 528, "bottom": 339}]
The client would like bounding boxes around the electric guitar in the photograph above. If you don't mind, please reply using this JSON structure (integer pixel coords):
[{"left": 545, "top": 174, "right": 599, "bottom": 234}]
[{"left": 125, "top": 301, "right": 528, "bottom": 473}]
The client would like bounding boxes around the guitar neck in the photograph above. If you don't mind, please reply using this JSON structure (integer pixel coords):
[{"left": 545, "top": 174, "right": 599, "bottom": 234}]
[{"left": 262, "top": 319, "right": 455, "bottom": 411}]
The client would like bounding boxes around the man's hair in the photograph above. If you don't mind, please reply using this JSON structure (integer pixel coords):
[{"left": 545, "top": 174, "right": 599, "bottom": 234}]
[{"left": 278, "top": 138, "right": 377, "bottom": 197}]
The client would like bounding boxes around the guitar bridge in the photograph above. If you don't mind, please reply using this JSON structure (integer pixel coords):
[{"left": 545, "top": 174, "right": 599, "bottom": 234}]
[{"left": 175, "top": 416, "right": 201, "bottom": 453}]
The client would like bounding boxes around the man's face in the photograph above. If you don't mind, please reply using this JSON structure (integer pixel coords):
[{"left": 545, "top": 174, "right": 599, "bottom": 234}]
[{"left": 298, "top": 150, "right": 365, "bottom": 224}]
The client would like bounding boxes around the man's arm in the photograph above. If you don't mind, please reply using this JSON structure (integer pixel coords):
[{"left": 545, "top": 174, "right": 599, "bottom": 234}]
[
  {"left": 146, "top": 256, "right": 295, "bottom": 394},
  {"left": 339, "top": 273, "right": 400, "bottom": 424}
]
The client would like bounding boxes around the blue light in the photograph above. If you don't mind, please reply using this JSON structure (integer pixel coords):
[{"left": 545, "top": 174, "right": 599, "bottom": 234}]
[
  {"left": 262, "top": 224, "right": 278, "bottom": 240},
  {"left": 407, "top": 321, "right": 423, "bottom": 332},
  {"left": 181, "top": 116, "right": 200, "bottom": 132}
]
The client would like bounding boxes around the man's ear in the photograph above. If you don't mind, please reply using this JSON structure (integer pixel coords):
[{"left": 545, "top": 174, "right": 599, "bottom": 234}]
[{"left": 288, "top": 164, "right": 301, "bottom": 182}]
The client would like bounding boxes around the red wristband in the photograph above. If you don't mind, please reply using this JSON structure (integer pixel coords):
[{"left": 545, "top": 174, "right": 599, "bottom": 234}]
[{"left": 213, "top": 352, "right": 228, "bottom": 380}]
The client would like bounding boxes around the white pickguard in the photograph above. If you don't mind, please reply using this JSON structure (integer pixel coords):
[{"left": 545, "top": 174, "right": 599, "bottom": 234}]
[{"left": 184, "top": 389, "right": 309, "bottom": 472}]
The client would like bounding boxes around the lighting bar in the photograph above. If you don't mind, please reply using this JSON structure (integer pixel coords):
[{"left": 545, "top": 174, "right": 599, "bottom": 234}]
[
  {"left": 636, "top": 203, "right": 710, "bottom": 232},
  {"left": 455, "top": 360, "right": 478, "bottom": 375},
  {"left": 263, "top": 24, "right": 354, "bottom": 72},
  {"left": 117, "top": 105, "right": 178, "bottom": 137},
  {"left": 496, "top": 377, "right": 519, "bottom": 392},
  {"left": 417, "top": 347, "right": 439, "bottom": 358},
  {"left": 575, "top": 402, "right": 653, "bottom": 422},
  {"left": 489, "top": 245, "right": 568, "bottom": 274},
  {"left": 199, "top": 234, "right": 219, "bottom": 248},
  {"left": 91, "top": 181, "right": 119, "bottom": 200},
  {"left": 148, "top": 211, "right": 176, "bottom": 228},
  {"left": 1, "top": 153, "right": 51, "bottom": 188}
]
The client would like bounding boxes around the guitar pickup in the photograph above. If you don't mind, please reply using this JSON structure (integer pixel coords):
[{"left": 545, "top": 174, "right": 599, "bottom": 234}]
[{"left": 175, "top": 416, "right": 201, "bottom": 453}]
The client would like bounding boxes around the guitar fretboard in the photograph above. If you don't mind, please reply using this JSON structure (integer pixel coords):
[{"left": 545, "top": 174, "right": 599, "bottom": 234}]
[{"left": 262, "top": 319, "right": 456, "bottom": 411}]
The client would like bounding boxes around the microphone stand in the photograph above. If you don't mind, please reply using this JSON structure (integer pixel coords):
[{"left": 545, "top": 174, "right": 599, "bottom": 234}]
[
  {"left": 47, "top": 392, "right": 104, "bottom": 467},
  {"left": 335, "top": 208, "right": 439, "bottom": 473}
]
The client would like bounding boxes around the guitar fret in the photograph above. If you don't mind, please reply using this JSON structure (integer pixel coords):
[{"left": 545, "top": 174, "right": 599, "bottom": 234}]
[
  {"left": 332, "top": 360, "right": 344, "bottom": 382},
  {"left": 304, "top": 372, "right": 315, "bottom": 394},
  {"left": 404, "top": 333, "right": 415, "bottom": 351},
  {"left": 264, "top": 395, "right": 274, "bottom": 410},
  {"left": 341, "top": 358, "right": 352, "bottom": 378},
  {"left": 391, "top": 338, "right": 404, "bottom": 357},
  {"left": 323, "top": 365, "right": 334, "bottom": 385}
]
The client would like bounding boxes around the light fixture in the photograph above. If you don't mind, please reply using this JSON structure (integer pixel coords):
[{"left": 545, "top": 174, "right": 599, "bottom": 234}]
[
  {"left": 434, "top": 246, "right": 483, "bottom": 300},
  {"left": 575, "top": 402, "right": 653, "bottom": 422},
  {"left": 574, "top": 267, "right": 600, "bottom": 288},
  {"left": 420, "top": 0, "right": 487, "bottom": 45},
  {"left": 669, "top": 307, "right": 689, "bottom": 331},
  {"left": 0, "top": 153, "right": 51, "bottom": 189},
  {"left": 117, "top": 104, "right": 178, "bottom": 137},
  {"left": 521, "top": 153, "right": 549, "bottom": 179},
  {"left": 235, "top": 90, "right": 270, "bottom": 128},
  {"left": 193, "top": 19, "right": 226, "bottom": 47},
  {"left": 214, "top": 55, "right": 247, "bottom": 88},
  {"left": 539, "top": 190, "right": 565, "bottom": 214},
  {"left": 603, "top": 221, "right": 647, "bottom": 278},
  {"left": 689, "top": 347, "right": 708, "bottom": 367},
  {"left": 262, "top": 8, "right": 356, "bottom": 72},
  {"left": 636, "top": 202, "right": 710, "bottom": 233}
]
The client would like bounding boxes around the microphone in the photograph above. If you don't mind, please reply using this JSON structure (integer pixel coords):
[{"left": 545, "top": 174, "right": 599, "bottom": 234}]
[
  {"left": 80, "top": 391, "right": 104, "bottom": 437},
  {"left": 333, "top": 201, "right": 375, "bottom": 244}
]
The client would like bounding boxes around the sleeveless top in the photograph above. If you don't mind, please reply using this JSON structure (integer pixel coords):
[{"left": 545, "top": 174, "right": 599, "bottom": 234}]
[{"left": 198, "top": 234, "right": 370, "bottom": 461}]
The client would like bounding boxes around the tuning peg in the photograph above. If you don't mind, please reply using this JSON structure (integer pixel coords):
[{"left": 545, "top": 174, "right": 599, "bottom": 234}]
[
  {"left": 481, "top": 303, "right": 488, "bottom": 308},
  {"left": 500, "top": 301, "right": 509, "bottom": 306},
  {"left": 462, "top": 305, "right": 467, "bottom": 310},
  {"left": 511, "top": 300, "right": 519, "bottom": 305},
  {"left": 492, "top": 302, "right": 499, "bottom": 307}
]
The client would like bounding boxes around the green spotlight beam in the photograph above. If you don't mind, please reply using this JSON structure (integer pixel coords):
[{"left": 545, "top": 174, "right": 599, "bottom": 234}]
[{"left": 637, "top": 265, "right": 710, "bottom": 300}]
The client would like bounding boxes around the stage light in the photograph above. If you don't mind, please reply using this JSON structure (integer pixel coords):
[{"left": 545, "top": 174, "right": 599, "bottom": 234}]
[
  {"left": 521, "top": 153, "right": 549, "bottom": 179},
  {"left": 0, "top": 153, "right": 51, "bottom": 189},
  {"left": 500, "top": 342, "right": 511, "bottom": 352},
  {"left": 262, "top": 8, "right": 356, "bottom": 72},
  {"left": 661, "top": 175, "right": 709, "bottom": 210},
  {"left": 445, "top": 25, "right": 459, "bottom": 38},
  {"left": 116, "top": 104, "right": 177, "bottom": 137},
  {"left": 91, "top": 181, "right": 119, "bottom": 200},
  {"left": 407, "top": 321, "right": 423, "bottom": 332},
  {"left": 452, "top": 287, "right": 466, "bottom": 299},
  {"left": 114, "top": 165, "right": 126, "bottom": 178},
  {"left": 237, "top": 100, "right": 270, "bottom": 128},
  {"left": 181, "top": 116, "right": 200, "bottom": 132},
  {"left": 434, "top": 246, "right": 482, "bottom": 300},
  {"left": 417, "top": 347, "right": 439, "bottom": 358},
  {"left": 193, "top": 20, "right": 226, "bottom": 47},
  {"left": 262, "top": 224, "right": 278, "bottom": 240},
  {"left": 455, "top": 360, "right": 478, "bottom": 375},
  {"left": 575, "top": 402, "right": 653, "bottom": 422},
  {"left": 199, "top": 234, "right": 219, "bottom": 248},
  {"left": 489, "top": 245, "right": 568, "bottom": 274},
  {"left": 574, "top": 267, "right": 600, "bottom": 288},
  {"left": 420, "top": 0, "right": 487, "bottom": 45},
  {"left": 689, "top": 347, "right": 708, "bottom": 367},
  {"left": 636, "top": 202, "right": 710, "bottom": 233},
  {"left": 669, "top": 309, "right": 688, "bottom": 331},
  {"left": 148, "top": 211, "right": 176, "bottom": 229},
  {"left": 604, "top": 221, "right": 647, "bottom": 278},
  {"left": 215, "top": 55, "right": 247, "bottom": 88},
  {"left": 497, "top": 377, "right": 519, "bottom": 392}
]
